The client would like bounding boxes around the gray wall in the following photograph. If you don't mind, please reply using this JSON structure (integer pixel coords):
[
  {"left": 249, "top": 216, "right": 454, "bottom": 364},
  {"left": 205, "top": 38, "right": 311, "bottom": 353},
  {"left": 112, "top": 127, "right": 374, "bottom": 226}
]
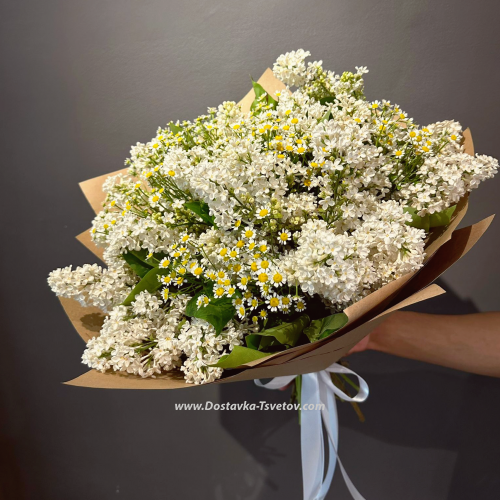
[{"left": 1, "top": 1, "right": 500, "bottom": 499}]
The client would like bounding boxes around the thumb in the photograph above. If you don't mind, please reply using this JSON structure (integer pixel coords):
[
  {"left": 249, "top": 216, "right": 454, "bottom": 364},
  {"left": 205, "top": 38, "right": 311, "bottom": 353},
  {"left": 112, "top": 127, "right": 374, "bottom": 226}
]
[{"left": 347, "top": 334, "right": 371, "bottom": 355}]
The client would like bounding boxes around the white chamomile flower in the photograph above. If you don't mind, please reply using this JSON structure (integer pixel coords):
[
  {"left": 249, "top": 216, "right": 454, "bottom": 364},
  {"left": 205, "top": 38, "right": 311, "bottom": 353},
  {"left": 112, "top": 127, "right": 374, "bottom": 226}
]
[
  {"left": 191, "top": 264, "right": 205, "bottom": 278},
  {"left": 159, "top": 275, "right": 172, "bottom": 285},
  {"left": 257, "top": 258, "right": 271, "bottom": 270},
  {"left": 243, "top": 227, "right": 256, "bottom": 240},
  {"left": 256, "top": 206, "right": 270, "bottom": 219},
  {"left": 271, "top": 270, "right": 284, "bottom": 285},
  {"left": 232, "top": 296, "right": 244, "bottom": 308},
  {"left": 159, "top": 258, "right": 171, "bottom": 269},
  {"left": 278, "top": 229, "right": 292, "bottom": 245},
  {"left": 294, "top": 297, "right": 307, "bottom": 312},
  {"left": 281, "top": 295, "right": 292, "bottom": 310},
  {"left": 257, "top": 241, "right": 269, "bottom": 253},
  {"left": 249, "top": 297, "right": 259, "bottom": 310},
  {"left": 236, "top": 305, "right": 246, "bottom": 319},
  {"left": 149, "top": 192, "right": 162, "bottom": 208},
  {"left": 196, "top": 295, "right": 210, "bottom": 307},
  {"left": 161, "top": 288, "right": 170, "bottom": 301},
  {"left": 256, "top": 271, "right": 269, "bottom": 286},
  {"left": 266, "top": 294, "right": 282, "bottom": 312},
  {"left": 228, "top": 248, "right": 239, "bottom": 259}
]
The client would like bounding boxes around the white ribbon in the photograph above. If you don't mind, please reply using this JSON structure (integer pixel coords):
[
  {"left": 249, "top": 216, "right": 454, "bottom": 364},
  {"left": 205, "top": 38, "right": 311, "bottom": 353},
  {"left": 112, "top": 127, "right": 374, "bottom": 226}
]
[{"left": 255, "top": 363, "right": 369, "bottom": 500}]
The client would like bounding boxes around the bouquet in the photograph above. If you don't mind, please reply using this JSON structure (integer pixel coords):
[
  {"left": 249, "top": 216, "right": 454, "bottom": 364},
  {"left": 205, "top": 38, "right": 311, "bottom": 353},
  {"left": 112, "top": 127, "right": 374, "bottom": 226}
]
[{"left": 49, "top": 49, "right": 498, "bottom": 388}]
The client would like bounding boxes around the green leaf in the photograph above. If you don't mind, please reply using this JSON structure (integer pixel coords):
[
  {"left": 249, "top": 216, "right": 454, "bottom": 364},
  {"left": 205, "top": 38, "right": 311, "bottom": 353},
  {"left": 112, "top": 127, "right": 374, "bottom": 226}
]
[
  {"left": 185, "top": 290, "right": 205, "bottom": 317},
  {"left": 250, "top": 79, "right": 277, "bottom": 112},
  {"left": 185, "top": 296, "right": 236, "bottom": 335},
  {"left": 259, "top": 336, "right": 283, "bottom": 350},
  {"left": 320, "top": 109, "right": 331, "bottom": 122},
  {"left": 404, "top": 207, "right": 430, "bottom": 231},
  {"left": 405, "top": 205, "right": 456, "bottom": 231},
  {"left": 245, "top": 334, "right": 261, "bottom": 350},
  {"left": 210, "top": 345, "right": 269, "bottom": 369},
  {"left": 185, "top": 200, "right": 216, "bottom": 226},
  {"left": 257, "top": 315, "right": 310, "bottom": 347},
  {"left": 245, "top": 334, "right": 282, "bottom": 351},
  {"left": 168, "top": 121, "right": 182, "bottom": 135},
  {"left": 122, "top": 252, "right": 153, "bottom": 278},
  {"left": 319, "top": 96, "right": 336, "bottom": 105},
  {"left": 304, "top": 312, "right": 349, "bottom": 343},
  {"left": 121, "top": 268, "right": 167, "bottom": 306},
  {"left": 429, "top": 205, "right": 456, "bottom": 228}
]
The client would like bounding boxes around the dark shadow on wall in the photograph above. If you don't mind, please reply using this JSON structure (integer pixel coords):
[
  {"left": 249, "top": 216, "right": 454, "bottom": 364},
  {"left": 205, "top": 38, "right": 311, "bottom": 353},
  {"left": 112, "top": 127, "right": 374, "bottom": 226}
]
[{"left": 217, "top": 279, "right": 500, "bottom": 499}]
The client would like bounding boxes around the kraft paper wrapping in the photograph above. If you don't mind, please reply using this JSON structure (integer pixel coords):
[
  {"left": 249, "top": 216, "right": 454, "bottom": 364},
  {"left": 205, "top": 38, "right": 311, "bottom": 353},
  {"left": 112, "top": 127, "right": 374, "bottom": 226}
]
[{"left": 62, "top": 69, "right": 494, "bottom": 389}]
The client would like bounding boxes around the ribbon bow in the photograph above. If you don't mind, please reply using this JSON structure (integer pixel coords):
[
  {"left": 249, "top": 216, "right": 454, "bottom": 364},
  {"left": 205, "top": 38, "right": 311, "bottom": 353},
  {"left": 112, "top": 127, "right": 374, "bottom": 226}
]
[{"left": 255, "top": 363, "right": 369, "bottom": 500}]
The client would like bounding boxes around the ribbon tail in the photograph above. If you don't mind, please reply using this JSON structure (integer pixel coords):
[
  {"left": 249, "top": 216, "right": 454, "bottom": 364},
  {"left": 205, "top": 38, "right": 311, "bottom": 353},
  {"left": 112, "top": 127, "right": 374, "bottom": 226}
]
[
  {"left": 319, "top": 370, "right": 367, "bottom": 500},
  {"left": 316, "top": 378, "right": 337, "bottom": 500},
  {"left": 301, "top": 373, "right": 325, "bottom": 500}
]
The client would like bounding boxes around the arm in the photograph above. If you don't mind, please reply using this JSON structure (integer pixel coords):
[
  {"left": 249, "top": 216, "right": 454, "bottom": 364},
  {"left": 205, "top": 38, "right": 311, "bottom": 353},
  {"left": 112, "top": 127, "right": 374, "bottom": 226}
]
[{"left": 350, "top": 311, "right": 500, "bottom": 377}]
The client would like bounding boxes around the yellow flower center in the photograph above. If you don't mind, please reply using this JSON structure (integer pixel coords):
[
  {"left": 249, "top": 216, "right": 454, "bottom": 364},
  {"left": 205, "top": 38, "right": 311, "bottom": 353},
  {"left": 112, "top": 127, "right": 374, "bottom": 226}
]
[{"left": 269, "top": 297, "right": 280, "bottom": 307}]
